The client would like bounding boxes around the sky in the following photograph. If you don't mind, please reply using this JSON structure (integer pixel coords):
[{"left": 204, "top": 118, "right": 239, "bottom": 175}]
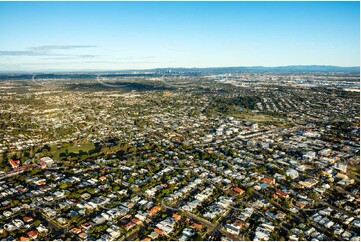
[{"left": 0, "top": 1, "right": 359, "bottom": 72}]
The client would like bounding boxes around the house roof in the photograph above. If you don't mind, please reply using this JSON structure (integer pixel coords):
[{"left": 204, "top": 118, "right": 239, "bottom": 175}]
[
  {"left": 276, "top": 189, "right": 288, "bottom": 197},
  {"left": 296, "top": 202, "right": 305, "bottom": 208},
  {"left": 149, "top": 232, "right": 159, "bottom": 239},
  {"left": 23, "top": 216, "right": 33, "bottom": 222},
  {"left": 27, "top": 230, "right": 38, "bottom": 238},
  {"left": 9, "top": 159, "right": 20, "bottom": 169},
  {"left": 271, "top": 194, "right": 278, "bottom": 199},
  {"left": 172, "top": 213, "right": 181, "bottom": 221},
  {"left": 190, "top": 223, "right": 203, "bottom": 230},
  {"left": 131, "top": 217, "right": 142, "bottom": 224},
  {"left": 37, "top": 181, "right": 46, "bottom": 185},
  {"left": 81, "top": 222, "right": 91, "bottom": 228},
  {"left": 262, "top": 177, "right": 274, "bottom": 184},
  {"left": 70, "top": 227, "right": 82, "bottom": 234},
  {"left": 79, "top": 232, "right": 87, "bottom": 238},
  {"left": 124, "top": 222, "right": 135, "bottom": 229},
  {"left": 154, "top": 228, "right": 164, "bottom": 235},
  {"left": 147, "top": 205, "right": 161, "bottom": 215},
  {"left": 233, "top": 187, "right": 245, "bottom": 194}
]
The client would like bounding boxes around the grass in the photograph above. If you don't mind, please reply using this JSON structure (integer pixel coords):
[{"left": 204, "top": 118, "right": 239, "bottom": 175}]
[
  {"left": 239, "top": 112, "right": 293, "bottom": 127},
  {"left": 51, "top": 143, "right": 95, "bottom": 160},
  {"left": 240, "top": 113, "right": 274, "bottom": 122}
]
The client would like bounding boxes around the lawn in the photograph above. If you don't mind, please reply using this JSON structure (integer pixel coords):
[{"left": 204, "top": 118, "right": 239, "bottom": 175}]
[{"left": 51, "top": 143, "right": 95, "bottom": 160}]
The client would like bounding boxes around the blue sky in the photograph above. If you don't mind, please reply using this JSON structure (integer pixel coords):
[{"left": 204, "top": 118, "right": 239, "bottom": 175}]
[{"left": 0, "top": 1, "right": 359, "bottom": 71}]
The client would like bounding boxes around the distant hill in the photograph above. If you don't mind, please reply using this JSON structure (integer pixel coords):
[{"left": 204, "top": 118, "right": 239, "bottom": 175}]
[
  {"left": 147, "top": 65, "right": 360, "bottom": 74},
  {"left": 0, "top": 65, "right": 359, "bottom": 79}
]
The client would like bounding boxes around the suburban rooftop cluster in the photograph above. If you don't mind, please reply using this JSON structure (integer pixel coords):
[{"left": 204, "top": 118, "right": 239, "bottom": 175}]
[{"left": 0, "top": 71, "right": 359, "bottom": 241}]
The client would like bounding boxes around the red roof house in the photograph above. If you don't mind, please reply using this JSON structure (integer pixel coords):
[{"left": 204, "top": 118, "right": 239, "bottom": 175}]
[
  {"left": 262, "top": 177, "right": 275, "bottom": 186},
  {"left": 124, "top": 222, "right": 135, "bottom": 231},
  {"left": 27, "top": 230, "right": 38, "bottom": 240},
  {"left": 233, "top": 187, "right": 245, "bottom": 195},
  {"left": 9, "top": 159, "right": 20, "bottom": 170},
  {"left": 276, "top": 189, "right": 289, "bottom": 198}
]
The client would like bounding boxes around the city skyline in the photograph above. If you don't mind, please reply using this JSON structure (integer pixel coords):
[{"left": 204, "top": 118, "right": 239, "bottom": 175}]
[{"left": 0, "top": 1, "right": 360, "bottom": 71}]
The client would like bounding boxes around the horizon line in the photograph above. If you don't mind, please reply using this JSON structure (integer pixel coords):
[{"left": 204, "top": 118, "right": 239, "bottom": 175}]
[{"left": 0, "top": 64, "right": 359, "bottom": 74}]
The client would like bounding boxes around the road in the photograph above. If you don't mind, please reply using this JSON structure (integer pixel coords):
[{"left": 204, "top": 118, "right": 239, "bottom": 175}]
[
  {"left": 183, "top": 211, "right": 214, "bottom": 230},
  {"left": 162, "top": 200, "right": 241, "bottom": 240},
  {"left": 161, "top": 199, "right": 181, "bottom": 212},
  {"left": 183, "top": 210, "right": 242, "bottom": 241}
]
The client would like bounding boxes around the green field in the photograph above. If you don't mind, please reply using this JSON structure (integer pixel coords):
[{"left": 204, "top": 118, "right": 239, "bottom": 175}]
[{"left": 51, "top": 143, "right": 95, "bottom": 160}]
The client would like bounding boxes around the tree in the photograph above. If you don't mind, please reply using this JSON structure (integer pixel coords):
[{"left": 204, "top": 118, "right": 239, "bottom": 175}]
[
  {"left": 43, "top": 144, "right": 51, "bottom": 152},
  {"left": 285, "top": 230, "right": 290, "bottom": 239},
  {"left": 59, "top": 183, "right": 69, "bottom": 189},
  {"left": 10, "top": 199, "right": 19, "bottom": 206},
  {"left": 128, "top": 177, "right": 135, "bottom": 184},
  {"left": 30, "top": 169, "right": 41, "bottom": 176},
  {"left": 86, "top": 187, "right": 96, "bottom": 194},
  {"left": 309, "top": 192, "right": 319, "bottom": 201},
  {"left": 71, "top": 192, "right": 80, "bottom": 199},
  {"left": 271, "top": 232, "right": 279, "bottom": 240},
  {"left": 194, "top": 233, "right": 202, "bottom": 241},
  {"left": 246, "top": 187, "right": 253, "bottom": 196},
  {"left": 59, "top": 152, "right": 67, "bottom": 158},
  {"left": 284, "top": 200, "right": 291, "bottom": 208},
  {"left": 34, "top": 220, "right": 41, "bottom": 227}
]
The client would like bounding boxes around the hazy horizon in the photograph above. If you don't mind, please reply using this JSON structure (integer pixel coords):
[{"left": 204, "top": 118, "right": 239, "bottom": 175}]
[{"left": 0, "top": 64, "right": 360, "bottom": 74}]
